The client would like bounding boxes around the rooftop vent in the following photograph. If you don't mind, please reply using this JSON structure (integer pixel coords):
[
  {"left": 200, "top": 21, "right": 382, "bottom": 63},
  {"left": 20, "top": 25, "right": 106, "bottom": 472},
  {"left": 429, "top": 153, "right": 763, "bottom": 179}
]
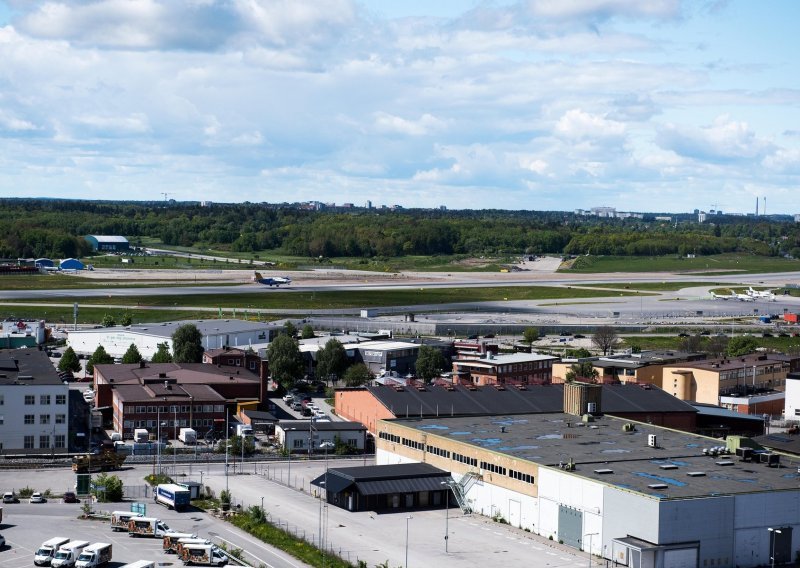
[
  {"left": 594, "top": 468, "right": 614, "bottom": 475},
  {"left": 17, "top": 375, "right": 33, "bottom": 380},
  {"left": 686, "top": 471, "right": 706, "bottom": 477},
  {"left": 659, "top": 464, "right": 679, "bottom": 470},
  {"left": 648, "top": 483, "right": 668, "bottom": 490},
  {"left": 715, "top": 460, "right": 735, "bottom": 466},
  {"left": 158, "top": 372, "right": 167, "bottom": 379}
]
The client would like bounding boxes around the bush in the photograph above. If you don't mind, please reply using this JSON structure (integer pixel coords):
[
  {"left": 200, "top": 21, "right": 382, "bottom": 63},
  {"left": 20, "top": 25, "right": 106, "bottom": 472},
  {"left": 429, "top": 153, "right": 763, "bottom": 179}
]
[
  {"left": 144, "top": 473, "right": 173, "bottom": 486},
  {"left": 19, "top": 486, "right": 34, "bottom": 498}
]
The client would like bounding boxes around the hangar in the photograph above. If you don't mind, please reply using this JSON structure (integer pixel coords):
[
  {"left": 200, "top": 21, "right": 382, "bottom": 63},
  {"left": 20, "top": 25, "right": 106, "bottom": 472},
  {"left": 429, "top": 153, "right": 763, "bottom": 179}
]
[{"left": 85, "top": 235, "right": 130, "bottom": 252}]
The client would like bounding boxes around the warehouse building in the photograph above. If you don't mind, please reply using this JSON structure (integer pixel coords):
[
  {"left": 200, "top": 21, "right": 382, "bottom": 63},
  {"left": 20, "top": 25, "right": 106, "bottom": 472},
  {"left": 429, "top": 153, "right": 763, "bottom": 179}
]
[
  {"left": 85, "top": 235, "right": 130, "bottom": 252},
  {"left": 376, "top": 382, "right": 798, "bottom": 568},
  {"left": 67, "top": 319, "right": 279, "bottom": 359}
]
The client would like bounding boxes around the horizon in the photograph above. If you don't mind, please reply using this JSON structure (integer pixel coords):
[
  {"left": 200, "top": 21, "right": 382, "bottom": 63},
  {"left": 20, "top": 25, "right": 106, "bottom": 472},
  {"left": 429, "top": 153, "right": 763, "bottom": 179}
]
[{"left": 1, "top": 1, "right": 799, "bottom": 214}]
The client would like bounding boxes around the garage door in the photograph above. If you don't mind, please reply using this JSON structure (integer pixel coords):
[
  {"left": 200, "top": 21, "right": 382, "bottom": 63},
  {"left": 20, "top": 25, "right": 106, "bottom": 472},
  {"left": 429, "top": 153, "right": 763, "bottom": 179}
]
[{"left": 664, "top": 548, "right": 698, "bottom": 568}]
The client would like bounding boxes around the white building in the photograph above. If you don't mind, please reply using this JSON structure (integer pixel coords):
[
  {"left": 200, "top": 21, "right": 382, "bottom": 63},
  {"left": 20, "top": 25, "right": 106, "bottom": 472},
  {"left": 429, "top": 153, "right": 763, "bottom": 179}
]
[
  {"left": 783, "top": 373, "right": 800, "bottom": 419},
  {"left": 275, "top": 420, "right": 367, "bottom": 454},
  {"left": 376, "top": 383, "right": 799, "bottom": 568},
  {"left": 0, "top": 349, "right": 69, "bottom": 453},
  {"left": 67, "top": 319, "right": 279, "bottom": 359}
]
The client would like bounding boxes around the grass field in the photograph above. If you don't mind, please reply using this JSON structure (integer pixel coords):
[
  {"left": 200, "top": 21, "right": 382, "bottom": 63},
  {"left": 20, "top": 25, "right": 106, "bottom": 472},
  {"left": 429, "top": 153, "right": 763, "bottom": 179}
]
[
  {"left": 0, "top": 274, "right": 242, "bottom": 290},
  {"left": 561, "top": 254, "right": 800, "bottom": 274},
  {"left": 574, "top": 281, "right": 738, "bottom": 292},
  {"left": 0, "top": 306, "right": 225, "bottom": 325},
  {"left": 4, "top": 285, "right": 642, "bottom": 312}
]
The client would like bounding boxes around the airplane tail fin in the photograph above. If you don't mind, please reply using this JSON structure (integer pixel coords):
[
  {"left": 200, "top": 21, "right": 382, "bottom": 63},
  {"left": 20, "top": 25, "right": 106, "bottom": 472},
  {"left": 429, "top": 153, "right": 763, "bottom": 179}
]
[{"left": 254, "top": 271, "right": 263, "bottom": 280}]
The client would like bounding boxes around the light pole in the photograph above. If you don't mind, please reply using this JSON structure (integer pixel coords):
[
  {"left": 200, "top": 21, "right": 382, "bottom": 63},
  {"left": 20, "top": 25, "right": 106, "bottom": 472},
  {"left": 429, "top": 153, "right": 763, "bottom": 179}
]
[
  {"left": 405, "top": 515, "right": 413, "bottom": 568},
  {"left": 319, "top": 440, "right": 334, "bottom": 563},
  {"left": 173, "top": 405, "right": 177, "bottom": 475},
  {"left": 261, "top": 496, "right": 264, "bottom": 516},
  {"left": 156, "top": 406, "right": 162, "bottom": 474},
  {"left": 769, "top": 527, "right": 781, "bottom": 568},
  {"left": 585, "top": 532, "right": 599, "bottom": 568},
  {"left": 440, "top": 481, "right": 450, "bottom": 552},
  {"left": 224, "top": 407, "right": 229, "bottom": 493}
]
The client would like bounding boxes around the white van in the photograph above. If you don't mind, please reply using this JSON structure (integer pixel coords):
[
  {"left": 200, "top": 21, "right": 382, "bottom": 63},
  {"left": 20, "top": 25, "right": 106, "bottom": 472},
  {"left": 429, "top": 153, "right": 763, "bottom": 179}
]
[
  {"left": 34, "top": 537, "right": 71, "bottom": 566},
  {"left": 51, "top": 541, "right": 90, "bottom": 568}
]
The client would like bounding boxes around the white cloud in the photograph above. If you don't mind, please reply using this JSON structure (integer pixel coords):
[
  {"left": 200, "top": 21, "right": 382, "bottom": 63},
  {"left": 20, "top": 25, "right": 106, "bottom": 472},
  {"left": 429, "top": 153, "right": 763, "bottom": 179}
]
[
  {"left": 657, "top": 115, "right": 774, "bottom": 163},
  {"left": 554, "top": 109, "right": 626, "bottom": 141},
  {"left": 373, "top": 112, "right": 444, "bottom": 136}
]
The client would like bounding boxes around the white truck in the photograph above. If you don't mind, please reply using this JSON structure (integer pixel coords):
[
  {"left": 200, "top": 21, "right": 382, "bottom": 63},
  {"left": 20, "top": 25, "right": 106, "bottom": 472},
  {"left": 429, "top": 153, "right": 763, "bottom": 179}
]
[
  {"left": 34, "top": 537, "right": 71, "bottom": 566},
  {"left": 51, "top": 541, "right": 90, "bottom": 568},
  {"left": 75, "top": 543, "right": 112, "bottom": 568},
  {"left": 178, "top": 428, "right": 196, "bottom": 444},
  {"left": 133, "top": 429, "right": 149, "bottom": 443},
  {"left": 180, "top": 542, "right": 228, "bottom": 566},
  {"left": 110, "top": 511, "right": 143, "bottom": 532},
  {"left": 235, "top": 424, "right": 253, "bottom": 438},
  {"left": 127, "top": 517, "right": 172, "bottom": 538},
  {"left": 162, "top": 533, "right": 198, "bottom": 554}
]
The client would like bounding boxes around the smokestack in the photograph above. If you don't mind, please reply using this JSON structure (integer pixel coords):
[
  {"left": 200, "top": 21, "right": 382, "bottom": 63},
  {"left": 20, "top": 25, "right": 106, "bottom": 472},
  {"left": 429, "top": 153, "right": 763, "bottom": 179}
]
[{"left": 756, "top": 197, "right": 759, "bottom": 216}]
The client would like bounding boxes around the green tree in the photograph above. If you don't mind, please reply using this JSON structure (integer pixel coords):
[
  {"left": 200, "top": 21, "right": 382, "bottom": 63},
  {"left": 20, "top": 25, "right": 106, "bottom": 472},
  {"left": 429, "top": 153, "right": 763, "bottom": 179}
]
[
  {"left": 343, "top": 363, "right": 373, "bottom": 387},
  {"left": 283, "top": 321, "right": 298, "bottom": 338},
  {"left": 522, "top": 327, "right": 539, "bottom": 345},
  {"left": 315, "top": 339, "right": 348, "bottom": 383},
  {"left": 58, "top": 346, "right": 82, "bottom": 374},
  {"left": 415, "top": 345, "right": 448, "bottom": 382},
  {"left": 91, "top": 473, "right": 123, "bottom": 502},
  {"left": 707, "top": 335, "right": 728, "bottom": 357},
  {"left": 301, "top": 324, "right": 315, "bottom": 339},
  {"left": 85, "top": 344, "right": 114, "bottom": 375},
  {"left": 151, "top": 342, "right": 173, "bottom": 363},
  {"left": 119, "top": 311, "right": 133, "bottom": 327},
  {"left": 726, "top": 336, "right": 758, "bottom": 357},
  {"left": 565, "top": 362, "right": 599, "bottom": 383},
  {"left": 564, "top": 347, "right": 592, "bottom": 358},
  {"left": 267, "top": 334, "right": 303, "bottom": 389},
  {"left": 171, "top": 324, "right": 204, "bottom": 363},
  {"left": 217, "top": 434, "right": 255, "bottom": 456},
  {"left": 592, "top": 326, "right": 619, "bottom": 355},
  {"left": 101, "top": 313, "right": 116, "bottom": 328},
  {"left": 121, "top": 343, "right": 143, "bottom": 364}
]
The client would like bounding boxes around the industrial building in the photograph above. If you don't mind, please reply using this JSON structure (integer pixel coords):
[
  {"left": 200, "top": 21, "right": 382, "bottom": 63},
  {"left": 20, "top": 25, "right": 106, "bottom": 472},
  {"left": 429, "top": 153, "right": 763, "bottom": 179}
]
[
  {"left": 375, "top": 382, "right": 799, "bottom": 568},
  {"left": 274, "top": 420, "right": 367, "bottom": 454},
  {"left": 85, "top": 235, "right": 130, "bottom": 252},
  {"left": 552, "top": 351, "right": 707, "bottom": 385},
  {"left": 67, "top": 319, "right": 279, "bottom": 359},
  {"left": 451, "top": 351, "right": 558, "bottom": 386},
  {"left": 0, "top": 349, "right": 69, "bottom": 454}
]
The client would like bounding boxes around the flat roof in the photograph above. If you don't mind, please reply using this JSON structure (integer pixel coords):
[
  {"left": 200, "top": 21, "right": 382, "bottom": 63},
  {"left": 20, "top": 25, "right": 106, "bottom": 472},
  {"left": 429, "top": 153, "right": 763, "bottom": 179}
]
[
  {"left": 0, "top": 349, "right": 63, "bottom": 386},
  {"left": 356, "top": 341, "right": 421, "bottom": 351},
  {"left": 87, "top": 235, "right": 129, "bottom": 243},
  {"left": 389, "top": 413, "right": 799, "bottom": 499},
  {"left": 278, "top": 420, "right": 366, "bottom": 432},
  {"left": 455, "top": 353, "right": 558, "bottom": 365},
  {"left": 665, "top": 354, "right": 788, "bottom": 372},
  {"left": 95, "top": 363, "right": 259, "bottom": 385},
  {"left": 114, "top": 383, "right": 224, "bottom": 403},
  {"left": 69, "top": 319, "right": 278, "bottom": 339}
]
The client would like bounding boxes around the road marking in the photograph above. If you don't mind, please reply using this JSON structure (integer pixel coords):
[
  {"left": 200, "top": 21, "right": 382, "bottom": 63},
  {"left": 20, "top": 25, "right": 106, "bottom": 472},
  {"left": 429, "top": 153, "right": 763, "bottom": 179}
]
[{"left": 221, "top": 527, "right": 304, "bottom": 568}]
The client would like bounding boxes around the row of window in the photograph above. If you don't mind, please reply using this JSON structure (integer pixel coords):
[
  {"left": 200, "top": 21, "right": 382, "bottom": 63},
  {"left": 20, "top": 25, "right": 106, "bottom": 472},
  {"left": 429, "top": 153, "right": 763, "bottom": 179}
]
[
  {"left": 291, "top": 438, "right": 358, "bottom": 449},
  {"left": 379, "top": 430, "right": 533, "bottom": 484},
  {"left": 23, "top": 414, "right": 66, "bottom": 425},
  {"left": 131, "top": 404, "right": 224, "bottom": 414},
  {"left": 124, "top": 418, "right": 213, "bottom": 429},
  {"left": 23, "top": 434, "right": 66, "bottom": 449},
  {"left": 23, "top": 394, "right": 67, "bottom": 405}
]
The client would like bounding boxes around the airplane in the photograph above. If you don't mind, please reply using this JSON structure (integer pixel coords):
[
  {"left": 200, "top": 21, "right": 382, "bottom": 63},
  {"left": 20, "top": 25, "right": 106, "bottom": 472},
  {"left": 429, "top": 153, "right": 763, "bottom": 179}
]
[
  {"left": 253, "top": 271, "right": 292, "bottom": 287},
  {"left": 746, "top": 287, "right": 775, "bottom": 301},
  {"left": 735, "top": 292, "right": 755, "bottom": 302}
]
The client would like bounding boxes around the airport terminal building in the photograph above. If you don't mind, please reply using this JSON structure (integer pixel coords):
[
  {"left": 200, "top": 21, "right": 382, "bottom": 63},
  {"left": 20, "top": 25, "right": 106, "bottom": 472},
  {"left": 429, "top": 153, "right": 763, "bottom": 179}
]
[{"left": 375, "top": 382, "right": 799, "bottom": 568}]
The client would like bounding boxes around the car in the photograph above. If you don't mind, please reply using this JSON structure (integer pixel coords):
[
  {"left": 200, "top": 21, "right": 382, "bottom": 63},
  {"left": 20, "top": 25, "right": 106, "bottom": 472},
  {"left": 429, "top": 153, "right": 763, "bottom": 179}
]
[
  {"left": 677, "top": 332, "right": 689, "bottom": 337},
  {"left": 573, "top": 334, "right": 585, "bottom": 339},
  {"left": 30, "top": 492, "right": 47, "bottom": 503},
  {"left": 307, "top": 403, "right": 319, "bottom": 411},
  {"left": 291, "top": 402, "right": 303, "bottom": 411},
  {"left": 63, "top": 491, "right": 80, "bottom": 503},
  {"left": 2, "top": 492, "right": 18, "bottom": 504},
  {"left": 282, "top": 394, "right": 294, "bottom": 403}
]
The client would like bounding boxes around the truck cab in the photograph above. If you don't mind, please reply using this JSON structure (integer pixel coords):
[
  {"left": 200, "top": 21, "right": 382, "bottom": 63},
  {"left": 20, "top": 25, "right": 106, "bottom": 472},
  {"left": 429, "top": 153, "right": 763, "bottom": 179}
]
[
  {"left": 51, "top": 541, "right": 90, "bottom": 568},
  {"left": 35, "top": 537, "right": 70, "bottom": 566}
]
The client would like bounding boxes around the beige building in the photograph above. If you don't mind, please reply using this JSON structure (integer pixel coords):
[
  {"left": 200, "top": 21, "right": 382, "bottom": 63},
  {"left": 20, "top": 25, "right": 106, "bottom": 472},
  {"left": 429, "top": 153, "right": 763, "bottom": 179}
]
[
  {"left": 552, "top": 351, "right": 705, "bottom": 385},
  {"left": 660, "top": 353, "right": 790, "bottom": 406}
]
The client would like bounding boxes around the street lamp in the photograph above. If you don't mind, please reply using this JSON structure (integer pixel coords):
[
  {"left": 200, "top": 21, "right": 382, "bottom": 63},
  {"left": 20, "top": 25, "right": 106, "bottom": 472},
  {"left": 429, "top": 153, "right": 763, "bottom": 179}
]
[
  {"left": 585, "top": 532, "right": 599, "bottom": 568},
  {"left": 319, "top": 440, "right": 334, "bottom": 563},
  {"left": 224, "top": 407, "right": 229, "bottom": 493},
  {"left": 405, "top": 515, "right": 413, "bottom": 568},
  {"left": 440, "top": 481, "right": 451, "bottom": 552},
  {"left": 769, "top": 527, "right": 782, "bottom": 568}
]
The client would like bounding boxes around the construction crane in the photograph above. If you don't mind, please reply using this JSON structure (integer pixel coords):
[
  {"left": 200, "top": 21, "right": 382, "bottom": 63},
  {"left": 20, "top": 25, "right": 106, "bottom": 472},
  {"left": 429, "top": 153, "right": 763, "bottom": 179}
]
[{"left": 162, "top": 192, "right": 170, "bottom": 201}]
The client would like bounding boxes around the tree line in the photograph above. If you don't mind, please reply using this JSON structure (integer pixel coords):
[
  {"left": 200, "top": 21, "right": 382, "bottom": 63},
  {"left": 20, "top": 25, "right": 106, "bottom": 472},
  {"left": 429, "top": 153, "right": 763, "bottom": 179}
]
[{"left": 3, "top": 198, "right": 800, "bottom": 260}]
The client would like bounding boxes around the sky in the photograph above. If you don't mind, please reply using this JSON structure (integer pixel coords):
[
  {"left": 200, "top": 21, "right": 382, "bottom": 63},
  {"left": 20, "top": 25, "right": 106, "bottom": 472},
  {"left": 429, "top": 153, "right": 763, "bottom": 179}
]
[{"left": 0, "top": 0, "right": 799, "bottom": 214}]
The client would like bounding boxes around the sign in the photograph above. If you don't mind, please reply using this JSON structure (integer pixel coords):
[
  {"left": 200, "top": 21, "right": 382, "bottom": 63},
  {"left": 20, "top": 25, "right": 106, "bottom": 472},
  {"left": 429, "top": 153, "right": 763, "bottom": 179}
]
[
  {"left": 73, "top": 302, "right": 78, "bottom": 319},
  {"left": 131, "top": 502, "right": 147, "bottom": 516}
]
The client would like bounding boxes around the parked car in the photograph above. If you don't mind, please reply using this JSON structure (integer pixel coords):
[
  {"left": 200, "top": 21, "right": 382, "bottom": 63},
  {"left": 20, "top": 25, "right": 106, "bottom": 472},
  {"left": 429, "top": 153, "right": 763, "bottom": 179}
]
[
  {"left": 0, "top": 533, "right": 5, "bottom": 548},
  {"left": 291, "top": 402, "right": 302, "bottom": 411},
  {"left": 30, "top": 492, "right": 47, "bottom": 504},
  {"left": 63, "top": 491, "right": 80, "bottom": 503},
  {"left": 2, "top": 492, "right": 19, "bottom": 503}
]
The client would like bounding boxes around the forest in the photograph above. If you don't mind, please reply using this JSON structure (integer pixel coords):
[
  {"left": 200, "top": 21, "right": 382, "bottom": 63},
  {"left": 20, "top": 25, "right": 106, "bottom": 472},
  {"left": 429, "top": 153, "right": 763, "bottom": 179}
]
[{"left": 2, "top": 198, "right": 799, "bottom": 261}]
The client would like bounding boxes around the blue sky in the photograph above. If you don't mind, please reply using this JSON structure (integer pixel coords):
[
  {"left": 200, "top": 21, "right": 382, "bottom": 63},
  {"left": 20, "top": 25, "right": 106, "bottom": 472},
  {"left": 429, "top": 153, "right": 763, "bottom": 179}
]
[{"left": 0, "top": 0, "right": 798, "bottom": 214}]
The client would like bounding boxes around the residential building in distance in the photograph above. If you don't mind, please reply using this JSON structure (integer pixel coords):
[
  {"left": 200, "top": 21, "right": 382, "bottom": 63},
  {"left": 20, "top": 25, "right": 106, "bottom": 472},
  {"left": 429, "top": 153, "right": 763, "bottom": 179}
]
[
  {"left": 0, "top": 349, "right": 69, "bottom": 454},
  {"left": 451, "top": 352, "right": 557, "bottom": 387},
  {"left": 275, "top": 420, "right": 367, "bottom": 454}
]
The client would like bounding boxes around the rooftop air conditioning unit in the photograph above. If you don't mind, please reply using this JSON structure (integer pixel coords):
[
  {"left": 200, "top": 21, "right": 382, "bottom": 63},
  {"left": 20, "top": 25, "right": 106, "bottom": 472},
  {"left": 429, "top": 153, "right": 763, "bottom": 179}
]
[
  {"left": 587, "top": 402, "right": 597, "bottom": 414},
  {"left": 648, "top": 434, "right": 658, "bottom": 448}
]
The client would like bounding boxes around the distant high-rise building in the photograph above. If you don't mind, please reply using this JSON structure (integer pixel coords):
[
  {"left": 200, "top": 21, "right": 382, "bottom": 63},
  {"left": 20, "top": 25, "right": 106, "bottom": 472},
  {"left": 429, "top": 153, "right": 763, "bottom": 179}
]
[
  {"left": 590, "top": 206, "right": 616, "bottom": 218},
  {"left": 698, "top": 212, "right": 707, "bottom": 223}
]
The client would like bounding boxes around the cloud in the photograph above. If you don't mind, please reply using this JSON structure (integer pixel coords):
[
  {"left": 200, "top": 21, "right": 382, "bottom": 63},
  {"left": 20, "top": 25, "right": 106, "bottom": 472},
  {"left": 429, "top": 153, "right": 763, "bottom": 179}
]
[
  {"left": 373, "top": 112, "right": 445, "bottom": 136},
  {"left": 554, "top": 109, "right": 626, "bottom": 141},
  {"left": 656, "top": 115, "right": 774, "bottom": 163}
]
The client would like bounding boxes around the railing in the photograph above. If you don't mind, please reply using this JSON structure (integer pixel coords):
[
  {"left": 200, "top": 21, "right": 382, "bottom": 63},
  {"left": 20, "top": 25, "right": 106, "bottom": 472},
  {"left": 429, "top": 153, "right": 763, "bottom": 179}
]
[{"left": 449, "top": 471, "right": 481, "bottom": 513}]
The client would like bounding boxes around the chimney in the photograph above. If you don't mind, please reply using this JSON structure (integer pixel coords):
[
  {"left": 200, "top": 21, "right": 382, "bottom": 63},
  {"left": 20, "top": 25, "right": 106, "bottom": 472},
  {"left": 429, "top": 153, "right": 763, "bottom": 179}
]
[
  {"left": 139, "top": 361, "right": 146, "bottom": 369},
  {"left": 164, "top": 380, "right": 170, "bottom": 390},
  {"left": 563, "top": 382, "right": 602, "bottom": 416}
]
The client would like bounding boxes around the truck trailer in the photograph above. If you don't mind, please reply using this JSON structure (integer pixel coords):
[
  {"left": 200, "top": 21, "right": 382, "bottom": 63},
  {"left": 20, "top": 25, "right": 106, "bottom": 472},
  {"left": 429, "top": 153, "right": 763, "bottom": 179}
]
[
  {"left": 154, "top": 483, "right": 191, "bottom": 511},
  {"left": 162, "top": 533, "right": 198, "bottom": 554},
  {"left": 180, "top": 543, "right": 228, "bottom": 566},
  {"left": 51, "top": 541, "right": 90, "bottom": 568},
  {"left": 110, "top": 511, "right": 143, "bottom": 532}
]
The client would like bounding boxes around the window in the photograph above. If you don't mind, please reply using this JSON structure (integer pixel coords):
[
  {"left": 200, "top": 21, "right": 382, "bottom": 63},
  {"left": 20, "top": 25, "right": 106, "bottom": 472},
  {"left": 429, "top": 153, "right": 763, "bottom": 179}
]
[
  {"left": 55, "top": 435, "right": 66, "bottom": 449},
  {"left": 249, "top": 361, "right": 256, "bottom": 370},
  {"left": 56, "top": 414, "right": 66, "bottom": 424},
  {"left": 24, "top": 414, "right": 34, "bottom": 425},
  {"left": 40, "top": 435, "right": 50, "bottom": 449},
  {"left": 25, "top": 395, "right": 35, "bottom": 405},
  {"left": 40, "top": 414, "right": 51, "bottom": 424},
  {"left": 0, "top": 415, "right": 3, "bottom": 425},
  {"left": 40, "top": 394, "right": 51, "bottom": 405},
  {"left": 293, "top": 439, "right": 304, "bottom": 449},
  {"left": 24, "top": 435, "right": 34, "bottom": 449},
  {"left": 56, "top": 394, "right": 66, "bottom": 405}
]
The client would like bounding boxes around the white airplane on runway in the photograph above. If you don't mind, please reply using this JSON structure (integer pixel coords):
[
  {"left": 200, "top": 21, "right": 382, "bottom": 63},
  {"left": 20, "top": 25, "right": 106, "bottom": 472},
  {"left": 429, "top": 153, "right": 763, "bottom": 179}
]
[{"left": 746, "top": 287, "right": 775, "bottom": 301}]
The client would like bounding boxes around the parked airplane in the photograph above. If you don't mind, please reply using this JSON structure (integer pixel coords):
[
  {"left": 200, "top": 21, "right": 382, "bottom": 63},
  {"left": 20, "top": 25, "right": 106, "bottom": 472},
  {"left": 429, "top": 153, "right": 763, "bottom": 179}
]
[
  {"left": 711, "top": 290, "right": 755, "bottom": 302},
  {"left": 746, "top": 287, "right": 775, "bottom": 301},
  {"left": 253, "top": 271, "right": 292, "bottom": 287}
]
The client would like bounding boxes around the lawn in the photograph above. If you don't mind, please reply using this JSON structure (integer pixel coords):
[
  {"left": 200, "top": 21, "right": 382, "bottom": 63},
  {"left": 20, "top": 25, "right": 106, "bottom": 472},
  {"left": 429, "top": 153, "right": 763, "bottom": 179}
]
[{"left": 561, "top": 254, "right": 800, "bottom": 274}]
